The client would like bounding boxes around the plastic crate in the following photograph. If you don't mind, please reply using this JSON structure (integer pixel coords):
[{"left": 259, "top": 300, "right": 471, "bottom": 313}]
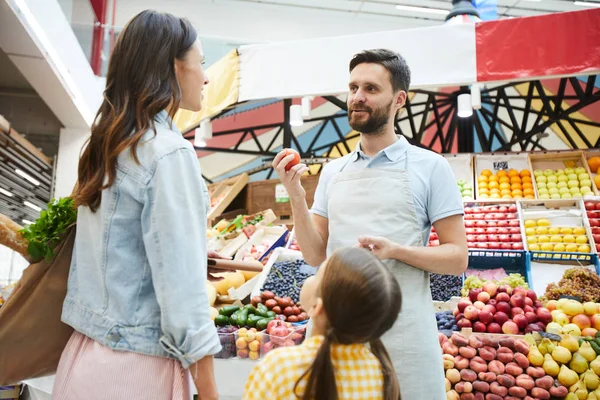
[
  {"left": 233, "top": 324, "right": 307, "bottom": 361},
  {"left": 528, "top": 251, "right": 598, "bottom": 265},
  {"left": 465, "top": 250, "right": 532, "bottom": 288}
]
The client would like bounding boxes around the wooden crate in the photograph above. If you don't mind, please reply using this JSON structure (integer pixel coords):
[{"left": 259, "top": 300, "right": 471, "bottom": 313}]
[
  {"left": 529, "top": 150, "right": 597, "bottom": 198},
  {"left": 246, "top": 174, "right": 319, "bottom": 226},
  {"left": 474, "top": 152, "right": 536, "bottom": 201},
  {"left": 0, "top": 385, "right": 19, "bottom": 400},
  {"left": 442, "top": 153, "right": 474, "bottom": 201},
  {"left": 583, "top": 149, "right": 600, "bottom": 194},
  {"left": 207, "top": 173, "right": 250, "bottom": 223}
]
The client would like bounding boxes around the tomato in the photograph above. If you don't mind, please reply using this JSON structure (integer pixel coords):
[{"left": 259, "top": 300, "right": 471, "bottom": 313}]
[{"left": 282, "top": 148, "right": 301, "bottom": 171}]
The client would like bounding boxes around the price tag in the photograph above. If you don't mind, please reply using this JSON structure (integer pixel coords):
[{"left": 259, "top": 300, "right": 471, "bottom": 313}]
[
  {"left": 275, "top": 184, "right": 290, "bottom": 203},
  {"left": 563, "top": 160, "right": 577, "bottom": 169},
  {"left": 493, "top": 161, "right": 509, "bottom": 171}
]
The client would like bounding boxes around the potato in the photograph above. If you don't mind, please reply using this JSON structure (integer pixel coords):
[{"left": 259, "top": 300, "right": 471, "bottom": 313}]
[
  {"left": 460, "top": 369, "right": 477, "bottom": 382},
  {"left": 478, "top": 372, "right": 496, "bottom": 383},
  {"left": 515, "top": 374, "right": 534, "bottom": 390},
  {"left": 514, "top": 339, "right": 530, "bottom": 355},
  {"left": 534, "top": 376, "right": 553, "bottom": 390},
  {"left": 446, "top": 368, "right": 461, "bottom": 384},
  {"left": 472, "top": 380, "right": 490, "bottom": 393},
  {"left": 508, "top": 386, "right": 527, "bottom": 398},
  {"left": 470, "top": 357, "right": 488, "bottom": 374},
  {"left": 548, "top": 385, "right": 568, "bottom": 397},
  {"left": 526, "top": 366, "right": 545, "bottom": 378},
  {"left": 469, "top": 335, "right": 484, "bottom": 349},
  {"left": 454, "top": 355, "right": 470, "bottom": 370},
  {"left": 489, "top": 382, "right": 507, "bottom": 397},
  {"left": 451, "top": 333, "right": 469, "bottom": 347},
  {"left": 447, "top": 390, "right": 460, "bottom": 400},
  {"left": 456, "top": 382, "right": 473, "bottom": 394},
  {"left": 485, "top": 394, "right": 503, "bottom": 400},
  {"left": 488, "top": 360, "right": 505, "bottom": 375},
  {"left": 479, "top": 346, "right": 496, "bottom": 361},
  {"left": 505, "top": 362, "right": 524, "bottom": 377},
  {"left": 459, "top": 346, "right": 477, "bottom": 359},
  {"left": 499, "top": 337, "right": 516, "bottom": 350},
  {"left": 513, "top": 352, "right": 529, "bottom": 369},
  {"left": 530, "top": 387, "right": 550, "bottom": 399},
  {"left": 443, "top": 342, "right": 459, "bottom": 357},
  {"left": 459, "top": 394, "right": 475, "bottom": 400},
  {"left": 497, "top": 374, "right": 516, "bottom": 388}
]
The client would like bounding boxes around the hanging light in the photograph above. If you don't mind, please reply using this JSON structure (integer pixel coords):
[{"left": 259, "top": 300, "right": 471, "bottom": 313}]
[
  {"left": 471, "top": 84, "right": 482, "bottom": 110},
  {"left": 445, "top": 0, "right": 481, "bottom": 24},
  {"left": 457, "top": 93, "right": 473, "bottom": 118},
  {"left": 24, "top": 201, "right": 42, "bottom": 212},
  {"left": 301, "top": 97, "right": 312, "bottom": 118},
  {"left": 0, "top": 187, "right": 13, "bottom": 197},
  {"left": 290, "top": 105, "right": 304, "bottom": 126},
  {"left": 194, "top": 119, "right": 212, "bottom": 147}
]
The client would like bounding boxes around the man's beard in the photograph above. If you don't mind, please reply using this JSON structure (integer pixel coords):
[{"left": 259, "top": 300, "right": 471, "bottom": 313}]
[{"left": 348, "top": 100, "right": 393, "bottom": 135}]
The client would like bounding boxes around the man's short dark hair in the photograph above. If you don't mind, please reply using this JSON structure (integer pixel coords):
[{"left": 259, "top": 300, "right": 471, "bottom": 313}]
[{"left": 349, "top": 49, "right": 411, "bottom": 93}]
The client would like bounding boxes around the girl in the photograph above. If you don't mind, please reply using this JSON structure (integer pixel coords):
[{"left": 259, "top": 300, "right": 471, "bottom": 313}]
[
  {"left": 243, "top": 247, "right": 402, "bottom": 400},
  {"left": 52, "top": 10, "right": 220, "bottom": 400}
]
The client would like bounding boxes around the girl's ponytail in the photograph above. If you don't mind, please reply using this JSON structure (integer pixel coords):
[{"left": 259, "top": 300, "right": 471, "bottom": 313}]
[
  {"left": 370, "top": 338, "right": 401, "bottom": 400},
  {"left": 295, "top": 331, "right": 338, "bottom": 400}
]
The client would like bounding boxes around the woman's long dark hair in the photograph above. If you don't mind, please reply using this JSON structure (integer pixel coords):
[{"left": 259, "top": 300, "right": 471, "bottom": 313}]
[
  {"left": 294, "top": 247, "right": 402, "bottom": 400},
  {"left": 72, "top": 10, "right": 197, "bottom": 211}
]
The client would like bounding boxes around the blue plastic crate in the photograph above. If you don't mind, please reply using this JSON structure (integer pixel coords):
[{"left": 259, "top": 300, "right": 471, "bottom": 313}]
[
  {"left": 529, "top": 251, "right": 598, "bottom": 265},
  {"left": 464, "top": 250, "right": 532, "bottom": 289}
]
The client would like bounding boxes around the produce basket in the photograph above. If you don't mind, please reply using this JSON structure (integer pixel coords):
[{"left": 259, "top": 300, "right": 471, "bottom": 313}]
[
  {"left": 232, "top": 323, "right": 307, "bottom": 361},
  {"left": 442, "top": 153, "right": 474, "bottom": 201},
  {"left": 583, "top": 149, "right": 600, "bottom": 194},
  {"left": 518, "top": 199, "right": 598, "bottom": 264},
  {"left": 0, "top": 386, "right": 19, "bottom": 400},
  {"left": 463, "top": 201, "right": 525, "bottom": 251},
  {"left": 466, "top": 250, "right": 532, "bottom": 289},
  {"left": 250, "top": 247, "right": 305, "bottom": 299},
  {"left": 474, "top": 153, "right": 536, "bottom": 200},
  {"left": 529, "top": 150, "right": 597, "bottom": 199}
]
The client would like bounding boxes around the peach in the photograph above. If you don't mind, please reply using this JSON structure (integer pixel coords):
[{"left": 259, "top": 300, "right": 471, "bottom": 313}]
[{"left": 572, "top": 314, "right": 592, "bottom": 330}]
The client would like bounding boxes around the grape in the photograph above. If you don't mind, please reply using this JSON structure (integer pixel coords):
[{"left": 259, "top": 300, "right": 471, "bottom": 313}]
[
  {"left": 215, "top": 325, "right": 237, "bottom": 359},
  {"left": 543, "top": 267, "right": 600, "bottom": 302},
  {"left": 261, "top": 259, "right": 316, "bottom": 303},
  {"left": 429, "top": 274, "right": 462, "bottom": 301}
]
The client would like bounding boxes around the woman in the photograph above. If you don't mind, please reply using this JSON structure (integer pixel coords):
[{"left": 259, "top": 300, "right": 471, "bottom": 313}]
[
  {"left": 52, "top": 10, "right": 220, "bottom": 400},
  {"left": 243, "top": 247, "right": 402, "bottom": 400}
]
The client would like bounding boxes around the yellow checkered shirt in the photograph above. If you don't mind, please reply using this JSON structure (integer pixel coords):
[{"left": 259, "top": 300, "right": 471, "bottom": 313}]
[{"left": 243, "top": 335, "right": 384, "bottom": 399}]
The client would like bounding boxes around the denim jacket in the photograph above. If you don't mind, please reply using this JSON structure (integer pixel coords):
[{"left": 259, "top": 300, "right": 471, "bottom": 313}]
[{"left": 62, "top": 110, "right": 221, "bottom": 368}]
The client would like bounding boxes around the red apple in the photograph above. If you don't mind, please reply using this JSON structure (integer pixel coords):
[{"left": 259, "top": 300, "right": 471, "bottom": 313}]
[
  {"left": 513, "top": 314, "right": 529, "bottom": 330},
  {"left": 467, "top": 242, "right": 476, "bottom": 249},
  {"left": 473, "top": 321, "right": 487, "bottom": 333},
  {"left": 508, "top": 205, "right": 517, "bottom": 213},
  {"left": 525, "top": 312, "right": 538, "bottom": 324},
  {"left": 487, "top": 322, "right": 502, "bottom": 334},
  {"left": 523, "top": 305, "right": 534, "bottom": 314},
  {"left": 483, "top": 305, "right": 496, "bottom": 315},
  {"left": 499, "top": 206, "right": 508, "bottom": 213},
  {"left": 469, "top": 289, "right": 482, "bottom": 303},
  {"left": 457, "top": 299, "right": 472, "bottom": 313},
  {"left": 488, "top": 299, "right": 497, "bottom": 307},
  {"left": 512, "top": 234, "right": 522, "bottom": 242},
  {"left": 509, "top": 227, "right": 521, "bottom": 234},
  {"left": 476, "top": 221, "right": 488, "bottom": 227},
  {"left": 513, "top": 287, "right": 528, "bottom": 297},
  {"left": 524, "top": 297, "right": 533, "bottom": 307},
  {"left": 496, "top": 302, "right": 511, "bottom": 315},
  {"left": 490, "top": 207, "right": 499, "bottom": 212},
  {"left": 502, "top": 320, "right": 519, "bottom": 334},
  {"left": 525, "top": 323, "right": 543, "bottom": 334},
  {"left": 496, "top": 292, "right": 510, "bottom": 303},
  {"left": 494, "top": 311, "right": 509, "bottom": 325},
  {"left": 498, "top": 234, "right": 510, "bottom": 242},
  {"left": 487, "top": 234, "right": 499, "bottom": 242},
  {"left": 510, "top": 295, "right": 526, "bottom": 308},
  {"left": 591, "top": 219, "right": 600, "bottom": 227},
  {"left": 501, "top": 243, "right": 513, "bottom": 250},
  {"left": 477, "top": 291, "right": 491, "bottom": 303},
  {"left": 487, "top": 221, "right": 498, "bottom": 227},
  {"left": 479, "top": 309, "right": 494, "bottom": 324},
  {"left": 497, "top": 228, "right": 510, "bottom": 234},
  {"left": 474, "top": 301, "right": 486, "bottom": 310},
  {"left": 498, "top": 285, "right": 513, "bottom": 295},
  {"left": 475, "top": 228, "right": 486, "bottom": 234},
  {"left": 457, "top": 318, "right": 472, "bottom": 329},
  {"left": 476, "top": 234, "right": 488, "bottom": 242},
  {"left": 511, "top": 307, "right": 524, "bottom": 317},
  {"left": 506, "top": 213, "right": 517, "bottom": 220},
  {"left": 484, "top": 214, "right": 495, "bottom": 220},
  {"left": 465, "top": 228, "right": 475, "bottom": 234},
  {"left": 489, "top": 242, "right": 502, "bottom": 249},
  {"left": 487, "top": 227, "right": 498, "bottom": 234},
  {"left": 513, "top": 243, "right": 524, "bottom": 250},
  {"left": 482, "top": 283, "right": 498, "bottom": 297},
  {"left": 465, "top": 305, "right": 480, "bottom": 321},
  {"left": 508, "top": 220, "right": 520, "bottom": 227},
  {"left": 467, "top": 235, "right": 477, "bottom": 242},
  {"left": 464, "top": 221, "right": 475, "bottom": 227},
  {"left": 464, "top": 214, "right": 474, "bottom": 220},
  {"left": 465, "top": 207, "right": 475, "bottom": 214},
  {"left": 596, "top": 202, "right": 600, "bottom": 211},
  {"left": 498, "top": 220, "right": 509, "bottom": 227},
  {"left": 475, "top": 213, "right": 486, "bottom": 220},
  {"left": 495, "top": 213, "right": 506, "bottom": 220},
  {"left": 453, "top": 308, "right": 460, "bottom": 317},
  {"left": 476, "top": 243, "right": 489, "bottom": 249},
  {"left": 526, "top": 290, "right": 537, "bottom": 302},
  {"left": 456, "top": 313, "right": 465, "bottom": 321},
  {"left": 534, "top": 301, "right": 543, "bottom": 309},
  {"left": 585, "top": 201, "right": 596, "bottom": 211}
]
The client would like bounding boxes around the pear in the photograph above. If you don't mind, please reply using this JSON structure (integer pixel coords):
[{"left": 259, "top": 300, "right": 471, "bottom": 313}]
[
  {"left": 523, "top": 333, "right": 537, "bottom": 347},
  {"left": 569, "top": 352, "right": 589, "bottom": 374},
  {"left": 569, "top": 378, "right": 587, "bottom": 400},
  {"left": 596, "top": 386, "right": 600, "bottom": 398},
  {"left": 540, "top": 338, "right": 557, "bottom": 355},
  {"left": 559, "top": 364, "right": 580, "bottom": 387},
  {"left": 543, "top": 353, "right": 560, "bottom": 376},
  {"left": 553, "top": 345, "right": 573, "bottom": 364},
  {"left": 585, "top": 370, "right": 600, "bottom": 390},
  {"left": 589, "top": 393, "right": 599, "bottom": 400},
  {"left": 579, "top": 341, "right": 597, "bottom": 362},
  {"left": 565, "top": 393, "right": 579, "bottom": 400},
  {"left": 560, "top": 334, "right": 580, "bottom": 353},
  {"left": 528, "top": 345, "right": 544, "bottom": 367},
  {"left": 591, "top": 356, "right": 600, "bottom": 375}
]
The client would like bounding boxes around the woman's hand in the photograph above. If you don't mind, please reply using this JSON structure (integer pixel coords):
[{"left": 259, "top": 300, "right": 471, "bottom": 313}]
[{"left": 207, "top": 251, "right": 234, "bottom": 282}]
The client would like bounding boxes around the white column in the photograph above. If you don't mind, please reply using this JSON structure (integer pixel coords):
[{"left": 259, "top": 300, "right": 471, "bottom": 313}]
[{"left": 54, "top": 128, "right": 89, "bottom": 198}]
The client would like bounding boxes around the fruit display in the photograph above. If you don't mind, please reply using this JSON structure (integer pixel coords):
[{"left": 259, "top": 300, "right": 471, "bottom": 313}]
[
  {"left": 477, "top": 168, "right": 535, "bottom": 200},
  {"left": 235, "top": 327, "right": 263, "bottom": 360},
  {"left": 544, "top": 267, "right": 600, "bottom": 303},
  {"left": 584, "top": 201, "right": 600, "bottom": 253},
  {"left": 522, "top": 332, "right": 600, "bottom": 399},
  {"left": 437, "top": 310, "right": 459, "bottom": 332},
  {"left": 441, "top": 331, "right": 567, "bottom": 400},
  {"left": 256, "top": 320, "right": 306, "bottom": 357},
  {"left": 216, "top": 325, "right": 238, "bottom": 359},
  {"left": 250, "top": 290, "right": 308, "bottom": 323},
  {"left": 462, "top": 273, "right": 529, "bottom": 297},
  {"left": 543, "top": 298, "right": 600, "bottom": 337},
  {"left": 214, "top": 303, "right": 277, "bottom": 329},
  {"left": 523, "top": 218, "right": 591, "bottom": 254},
  {"left": 431, "top": 273, "right": 463, "bottom": 301},
  {"left": 464, "top": 204, "right": 524, "bottom": 250},
  {"left": 454, "top": 284, "right": 550, "bottom": 335},
  {"left": 533, "top": 167, "right": 595, "bottom": 199},
  {"left": 458, "top": 179, "right": 474, "bottom": 200},
  {"left": 261, "top": 259, "right": 316, "bottom": 303},
  {"left": 588, "top": 156, "right": 600, "bottom": 175}
]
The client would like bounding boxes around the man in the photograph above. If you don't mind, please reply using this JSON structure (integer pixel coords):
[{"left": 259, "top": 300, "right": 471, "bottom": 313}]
[{"left": 272, "top": 49, "right": 468, "bottom": 399}]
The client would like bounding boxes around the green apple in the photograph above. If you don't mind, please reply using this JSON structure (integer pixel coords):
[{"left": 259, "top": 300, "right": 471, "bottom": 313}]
[
  {"left": 538, "top": 188, "right": 549, "bottom": 195},
  {"left": 558, "top": 175, "right": 569, "bottom": 182},
  {"left": 463, "top": 190, "right": 473, "bottom": 197},
  {"left": 549, "top": 188, "right": 559, "bottom": 195},
  {"left": 578, "top": 173, "right": 590, "bottom": 181},
  {"left": 547, "top": 175, "right": 558, "bottom": 183},
  {"left": 537, "top": 182, "right": 547, "bottom": 189},
  {"left": 547, "top": 182, "right": 557, "bottom": 189},
  {"left": 569, "top": 187, "right": 581, "bottom": 195},
  {"left": 580, "top": 186, "right": 592, "bottom": 194},
  {"left": 551, "top": 193, "right": 562, "bottom": 200},
  {"left": 584, "top": 192, "right": 596, "bottom": 198},
  {"left": 557, "top": 181, "right": 568, "bottom": 189},
  {"left": 540, "top": 193, "right": 551, "bottom": 200},
  {"left": 457, "top": 179, "right": 466, "bottom": 186},
  {"left": 575, "top": 167, "right": 586, "bottom": 175},
  {"left": 463, "top": 195, "right": 473, "bottom": 200},
  {"left": 537, "top": 176, "right": 547, "bottom": 183},
  {"left": 534, "top": 169, "right": 543, "bottom": 177},
  {"left": 559, "top": 187, "right": 570, "bottom": 195},
  {"left": 556, "top": 169, "right": 565, "bottom": 175},
  {"left": 463, "top": 183, "right": 473, "bottom": 190},
  {"left": 568, "top": 173, "right": 578, "bottom": 181},
  {"left": 544, "top": 169, "right": 554, "bottom": 176},
  {"left": 580, "top": 179, "right": 592, "bottom": 188},
  {"left": 572, "top": 193, "right": 582, "bottom": 199},
  {"left": 568, "top": 180, "right": 580, "bottom": 188},
  {"left": 565, "top": 168, "right": 575, "bottom": 175},
  {"left": 562, "top": 193, "right": 573, "bottom": 199}
]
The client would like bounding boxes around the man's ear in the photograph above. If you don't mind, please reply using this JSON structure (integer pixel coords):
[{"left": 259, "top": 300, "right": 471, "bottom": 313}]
[{"left": 396, "top": 90, "right": 407, "bottom": 109}]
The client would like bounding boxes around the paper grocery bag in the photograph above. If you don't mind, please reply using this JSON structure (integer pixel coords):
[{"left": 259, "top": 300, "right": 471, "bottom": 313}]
[{"left": 0, "top": 226, "right": 75, "bottom": 385}]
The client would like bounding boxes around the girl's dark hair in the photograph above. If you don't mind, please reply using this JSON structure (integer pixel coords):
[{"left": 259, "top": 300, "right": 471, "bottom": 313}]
[
  {"left": 295, "top": 247, "right": 402, "bottom": 400},
  {"left": 72, "top": 10, "right": 197, "bottom": 211}
]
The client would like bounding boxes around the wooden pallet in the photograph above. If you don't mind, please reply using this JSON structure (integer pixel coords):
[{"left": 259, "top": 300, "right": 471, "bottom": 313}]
[{"left": 208, "top": 173, "right": 250, "bottom": 223}]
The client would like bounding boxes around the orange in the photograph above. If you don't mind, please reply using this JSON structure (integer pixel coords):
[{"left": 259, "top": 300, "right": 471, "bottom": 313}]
[
  {"left": 481, "top": 169, "right": 493, "bottom": 177},
  {"left": 499, "top": 176, "right": 510, "bottom": 184},
  {"left": 488, "top": 175, "right": 499, "bottom": 182},
  {"left": 501, "top": 189, "right": 512, "bottom": 196},
  {"left": 479, "top": 182, "right": 488, "bottom": 189},
  {"left": 510, "top": 176, "right": 522, "bottom": 184},
  {"left": 488, "top": 181, "right": 499, "bottom": 189},
  {"left": 523, "top": 188, "right": 535, "bottom": 196},
  {"left": 491, "top": 193, "right": 501, "bottom": 199},
  {"left": 502, "top": 194, "right": 513, "bottom": 199},
  {"left": 500, "top": 182, "right": 511, "bottom": 190},
  {"left": 520, "top": 169, "right": 531, "bottom": 177},
  {"left": 522, "top": 176, "right": 532, "bottom": 183},
  {"left": 490, "top": 188, "right": 500, "bottom": 194},
  {"left": 508, "top": 169, "right": 519, "bottom": 177},
  {"left": 512, "top": 189, "right": 523, "bottom": 196},
  {"left": 525, "top": 195, "right": 535, "bottom": 199},
  {"left": 497, "top": 170, "right": 508, "bottom": 178},
  {"left": 588, "top": 156, "right": 600, "bottom": 173},
  {"left": 511, "top": 183, "right": 522, "bottom": 190},
  {"left": 479, "top": 188, "right": 490, "bottom": 195},
  {"left": 522, "top": 182, "right": 533, "bottom": 190},
  {"left": 478, "top": 175, "right": 489, "bottom": 182},
  {"left": 513, "top": 194, "right": 523, "bottom": 199}
]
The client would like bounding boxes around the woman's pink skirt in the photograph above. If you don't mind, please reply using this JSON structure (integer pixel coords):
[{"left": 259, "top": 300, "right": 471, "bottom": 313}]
[{"left": 51, "top": 331, "right": 192, "bottom": 400}]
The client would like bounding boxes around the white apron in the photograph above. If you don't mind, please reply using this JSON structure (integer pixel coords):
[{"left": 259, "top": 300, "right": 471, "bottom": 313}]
[{"left": 325, "top": 148, "right": 446, "bottom": 399}]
